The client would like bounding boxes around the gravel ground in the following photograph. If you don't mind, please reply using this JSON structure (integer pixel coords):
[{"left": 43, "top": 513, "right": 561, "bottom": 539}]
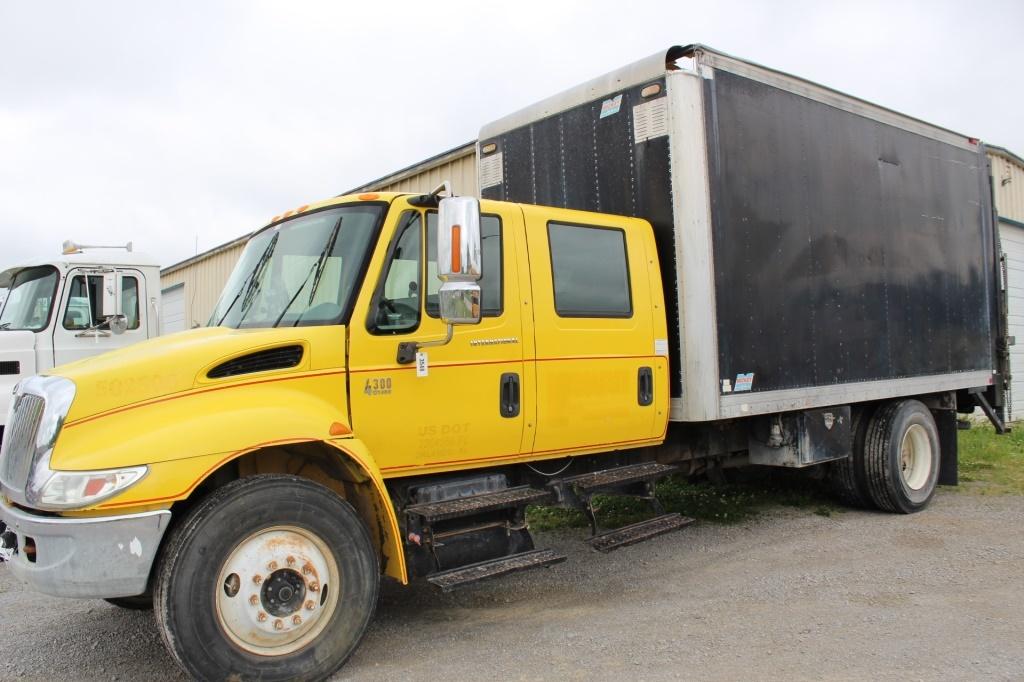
[{"left": 1, "top": 490, "right": 1022, "bottom": 681}]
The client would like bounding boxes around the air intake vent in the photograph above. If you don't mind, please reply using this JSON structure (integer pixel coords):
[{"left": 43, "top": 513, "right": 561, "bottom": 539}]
[
  {"left": 0, "top": 361, "right": 20, "bottom": 376},
  {"left": 207, "top": 346, "right": 304, "bottom": 379}
]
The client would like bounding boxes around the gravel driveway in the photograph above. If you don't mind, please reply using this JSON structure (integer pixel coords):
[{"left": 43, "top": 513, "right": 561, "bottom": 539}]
[{"left": 1, "top": 490, "right": 1021, "bottom": 681}]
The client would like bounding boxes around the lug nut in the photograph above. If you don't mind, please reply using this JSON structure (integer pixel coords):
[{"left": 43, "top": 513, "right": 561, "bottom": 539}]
[
  {"left": 305, "top": 600, "right": 316, "bottom": 611},
  {"left": 292, "top": 615, "right": 302, "bottom": 625},
  {"left": 302, "top": 565, "right": 312, "bottom": 575},
  {"left": 308, "top": 581, "right": 319, "bottom": 592},
  {"left": 286, "top": 556, "right": 296, "bottom": 566},
  {"left": 249, "top": 595, "right": 259, "bottom": 606},
  {"left": 252, "top": 574, "right": 263, "bottom": 585},
  {"left": 257, "top": 612, "right": 267, "bottom": 622},
  {"left": 274, "top": 619, "right": 284, "bottom": 631},
  {"left": 267, "top": 560, "right": 278, "bottom": 571}
]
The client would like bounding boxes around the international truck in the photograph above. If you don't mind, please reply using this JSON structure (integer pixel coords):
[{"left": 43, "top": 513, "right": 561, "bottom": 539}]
[
  {"left": 0, "top": 45, "right": 1010, "bottom": 681},
  {"left": 0, "top": 242, "right": 162, "bottom": 446}
]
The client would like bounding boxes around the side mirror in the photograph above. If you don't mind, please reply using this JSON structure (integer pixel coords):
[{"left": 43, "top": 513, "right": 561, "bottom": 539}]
[
  {"left": 436, "top": 197, "right": 482, "bottom": 325},
  {"left": 99, "top": 272, "right": 119, "bottom": 318}
]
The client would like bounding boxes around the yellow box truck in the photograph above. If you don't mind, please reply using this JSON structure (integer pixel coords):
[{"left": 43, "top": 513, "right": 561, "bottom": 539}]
[{"left": 0, "top": 45, "right": 1010, "bottom": 680}]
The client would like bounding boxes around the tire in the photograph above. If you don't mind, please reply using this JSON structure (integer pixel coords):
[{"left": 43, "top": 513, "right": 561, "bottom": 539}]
[
  {"left": 154, "top": 475, "right": 380, "bottom": 682},
  {"left": 863, "top": 400, "right": 940, "bottom": 513},
  {"left": 104, "top": 594, "right": 153, "bottom": 610},
  {"left": 827, "top": 407, "right": 874, "bottom": 508}
]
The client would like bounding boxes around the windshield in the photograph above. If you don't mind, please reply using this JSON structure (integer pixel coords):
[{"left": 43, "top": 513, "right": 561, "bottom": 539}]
[
  {"left": 0, "top": 266, "right": 59, "bottom": 332},
  {"left": 210, "top": 204, "right": 383, "bottom": 329}
]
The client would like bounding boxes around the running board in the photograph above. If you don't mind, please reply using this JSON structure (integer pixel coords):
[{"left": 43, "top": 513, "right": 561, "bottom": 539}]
[
  {"left": 552, "top": 461, "right": 679, "bottom": 493},
  {"left": 588, "top": 513, "right": 695, "bottom": 553},
  {"left": 405, "top": 485, "right": 554, "bottom": 523},
  {"left": 426, "top": 549, "right": 566, "bottom": 592}
]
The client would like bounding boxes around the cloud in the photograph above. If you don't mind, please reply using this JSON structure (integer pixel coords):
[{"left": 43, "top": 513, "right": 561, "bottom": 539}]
[{"left": 1, "top": 0, "right": 1021, "bottom": 273}]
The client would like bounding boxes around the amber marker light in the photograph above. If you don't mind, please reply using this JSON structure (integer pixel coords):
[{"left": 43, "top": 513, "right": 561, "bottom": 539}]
[
  {"left": 358, "top": 193, "right": 379, "bottom": 201},
  {"left": 329, "top": 422, "right": 351, "bottom": 436},
  {"left": 451, "top": 225, "right": 462, "bottom": 273}
]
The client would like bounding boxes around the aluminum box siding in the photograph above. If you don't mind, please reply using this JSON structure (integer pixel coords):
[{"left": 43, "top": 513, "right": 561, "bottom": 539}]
[{"left": 705, "top": 68, "right": 995, "bottom": 395}]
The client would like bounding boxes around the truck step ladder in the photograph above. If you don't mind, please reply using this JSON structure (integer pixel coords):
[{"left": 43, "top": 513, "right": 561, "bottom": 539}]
[
  {"left": 551, "top": 461, "right": 678, "bottom": 493},
  {"left": 427, "top": 548, "right": 566, "bottom": 592},
  {"left": 549, "top": 461, "right": 683, "bottom": 537},
  {"left": 588, "top": 513, "right": 695, "bottom": 553},
  {"left": 405, "top": 485, "right": 553, "bottom": 522}
]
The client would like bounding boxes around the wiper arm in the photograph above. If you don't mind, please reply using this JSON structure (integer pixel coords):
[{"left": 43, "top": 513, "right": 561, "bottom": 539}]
[
  {"left": 272, "top": 215, "right": 344, "bottom": 328},
  {"left": 215, "top": 232, "right": 279, "bottom": 326}
]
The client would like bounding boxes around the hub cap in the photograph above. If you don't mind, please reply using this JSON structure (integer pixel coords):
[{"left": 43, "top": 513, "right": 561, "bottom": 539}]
[
  {"left": 215, "top": 525, "right": 339, "bottom": 656},
  {"left": 900, "top": 423, "right": 933, "bottom": 491}
]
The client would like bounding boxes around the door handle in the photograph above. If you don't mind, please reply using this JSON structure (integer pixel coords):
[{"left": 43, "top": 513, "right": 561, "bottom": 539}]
[
  {"left": 500, "top": 373, "right": 520, "bottom": 418},
  {"left": 638, "top": 367, "right": 653, "bottom": 406}
]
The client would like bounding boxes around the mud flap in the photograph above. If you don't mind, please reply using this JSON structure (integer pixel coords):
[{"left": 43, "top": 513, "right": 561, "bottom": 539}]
[{"left": 933, "top": 408, "right": 958, "bottom": 486}]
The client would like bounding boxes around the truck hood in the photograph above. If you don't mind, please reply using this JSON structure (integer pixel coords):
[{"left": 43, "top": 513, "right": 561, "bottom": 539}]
[
  {"left": 51, "top": 326, "right": 337, "bottom": 425},
  {"left": 0, "top": 330, "right": 36, "bottom": 427}
]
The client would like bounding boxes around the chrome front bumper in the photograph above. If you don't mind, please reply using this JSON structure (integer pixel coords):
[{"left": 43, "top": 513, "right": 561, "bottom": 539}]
[{"left": 0, "top": 499, "right": 171, "bottom": 598}]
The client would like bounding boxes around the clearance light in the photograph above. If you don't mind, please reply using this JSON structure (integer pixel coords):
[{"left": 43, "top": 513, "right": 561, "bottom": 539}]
[
  {"left": 358, "top": 193, "right": 380, "bottom": 201},
  {"left": 641, "top": 83, "right": 662, "bottom": 98},
  {"left": 481, "top": 143, "right": 497, "bottom": 154},
  {"left": 451, "top": 224, "right": 462, "bottom": 273}
]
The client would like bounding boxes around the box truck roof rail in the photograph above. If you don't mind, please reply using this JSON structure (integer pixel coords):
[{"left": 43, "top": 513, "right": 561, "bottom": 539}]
[{"left": 481, "top": 44, "right": 979, "bottom": 152}]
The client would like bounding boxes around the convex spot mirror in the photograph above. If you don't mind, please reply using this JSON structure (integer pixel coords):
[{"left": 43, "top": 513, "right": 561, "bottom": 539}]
[{"left": 436, "top": 197, "right": 482, "bottom": 325}]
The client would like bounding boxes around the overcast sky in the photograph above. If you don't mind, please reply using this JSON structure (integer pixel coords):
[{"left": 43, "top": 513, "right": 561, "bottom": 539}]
[{"left": 1, "top": 0, "right": 1022, "bottom": 275}]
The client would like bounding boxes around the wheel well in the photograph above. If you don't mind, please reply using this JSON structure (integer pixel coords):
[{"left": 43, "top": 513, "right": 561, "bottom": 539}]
[{"left": 172, "top": 441, "right": 390, "bottom": 575}]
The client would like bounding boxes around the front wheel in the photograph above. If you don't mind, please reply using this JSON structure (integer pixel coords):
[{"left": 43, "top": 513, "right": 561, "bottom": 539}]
[
  {"left": 154, "top": 475, "right": 379, "bottom": 681},
  {"left": 863, "top": 400, "right": 940, "bottom": 513}
]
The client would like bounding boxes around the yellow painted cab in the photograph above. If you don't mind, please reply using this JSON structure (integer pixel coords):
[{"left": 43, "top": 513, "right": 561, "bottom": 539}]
[{"left": 0, "top": 190, "right": 670, "bottom": 680}]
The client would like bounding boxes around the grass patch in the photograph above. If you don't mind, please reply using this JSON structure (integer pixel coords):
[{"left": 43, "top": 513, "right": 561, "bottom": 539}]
[
  {"left": 956, "top": 423, "right": 1024, "bottom": 494},
  {"left": 527, "top": 425, "right": 1024, "bottom": 532},
  {"left": 527, "top": 470, "right": 838, "bottom": 532}
]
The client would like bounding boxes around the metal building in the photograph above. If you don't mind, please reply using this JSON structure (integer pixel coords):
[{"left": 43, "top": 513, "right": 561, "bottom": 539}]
[
  {"left": 990, "top": 145, "right": 1024, "bottom": 420},
  {"left": 158, "top": 142, "right": 476, "bottom": 332}
]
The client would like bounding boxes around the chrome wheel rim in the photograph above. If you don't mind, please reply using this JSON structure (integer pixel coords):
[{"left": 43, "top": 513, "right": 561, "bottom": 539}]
[
  {"left": 215, "top": 525, "right": 339, "bottom": 656},
  {"left": 900, "top": 423, "right": 933, "bottom": 491}
]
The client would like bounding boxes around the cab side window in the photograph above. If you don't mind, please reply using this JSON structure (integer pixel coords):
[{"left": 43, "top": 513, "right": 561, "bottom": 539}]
[
  {"left": 426, "top": 213, "right": 503, "bottom": 318},
  {"left": 369, "top": 212, "right": 422, "bottom": 334},
  {"left": 548, "top": 222, "right": 632, "bottom": 318},
  {"left": 63, "top": 274, "right": 142, "bottom": 330}
]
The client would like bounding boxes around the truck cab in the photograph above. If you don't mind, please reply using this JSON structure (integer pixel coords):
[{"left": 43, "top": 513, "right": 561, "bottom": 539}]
[{"left": 0, "top": 244, "right": 161, "bottom": 444}]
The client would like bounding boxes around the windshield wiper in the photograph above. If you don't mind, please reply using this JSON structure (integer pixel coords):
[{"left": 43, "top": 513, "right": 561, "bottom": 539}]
[
  {"left": 0, "top": 322, "right": 11, "bottom": 330},
  {"left": 215, "top": 232, "right": 279, "bottom": 326},
  {"left": 271, "top": 215, "right": 344, "bottom": 328}
]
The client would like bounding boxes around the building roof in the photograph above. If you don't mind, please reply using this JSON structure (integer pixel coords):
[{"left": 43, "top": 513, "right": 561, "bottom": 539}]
[{"left": 988, "top": 144, "right": 1024, "bottom": 168}]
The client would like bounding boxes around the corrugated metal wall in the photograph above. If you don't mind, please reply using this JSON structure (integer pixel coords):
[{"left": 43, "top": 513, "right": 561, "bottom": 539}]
[
  {"left": 159, "top": 144, "right": 478, "bottom": 327},
  {"left": 991, "top": 148, "right": 1024, "bottom": 223}
]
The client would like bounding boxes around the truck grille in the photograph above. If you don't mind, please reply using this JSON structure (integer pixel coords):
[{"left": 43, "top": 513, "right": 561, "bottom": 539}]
[{"left": 0, "top": 393, "right": 45, "bottom": 492}]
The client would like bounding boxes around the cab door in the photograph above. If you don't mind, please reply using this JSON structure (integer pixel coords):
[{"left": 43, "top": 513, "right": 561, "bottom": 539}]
[
  {"left": 51, "top": 268, "right": 147, "bottom": 366},
  {"left": 522, "top": 205, "right": 667, "bottom": 456},
  {"left": 348, "top": 200, "right": 532, "bottom": 475}
]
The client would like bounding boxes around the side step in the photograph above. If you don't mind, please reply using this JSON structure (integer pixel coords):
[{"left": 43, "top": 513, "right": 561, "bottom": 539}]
[
  {"left": 588, "top": 513, "right": 695, "bottom": 553},
  {"left": 406, "top": 485, "right": 553, "bottom": 522},
  {"left": 427, "top": 549, "right": 567, "bottom": 592},
  {"left": 553, "top": 461, "right": 678, "bottom": 492}
]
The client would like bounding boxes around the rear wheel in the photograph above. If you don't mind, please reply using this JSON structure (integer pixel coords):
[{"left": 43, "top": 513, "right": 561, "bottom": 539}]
[
  {"left": 154, "top": 475, "right": 379, "bottom": 682},
  {"left": 863, "top": 400, "right": 940, "bottom": 513},
  {"left": 827, "top": 407, "right": 873, "bottom": 508}
]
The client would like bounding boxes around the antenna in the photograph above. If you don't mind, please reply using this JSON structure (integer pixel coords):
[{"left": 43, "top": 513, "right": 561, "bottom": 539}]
[{"left": 62, "top": 240, "right": 134, "bottom": 255}]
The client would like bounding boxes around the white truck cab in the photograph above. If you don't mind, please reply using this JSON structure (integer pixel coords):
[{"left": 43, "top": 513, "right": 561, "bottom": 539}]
[{"left": 0, "top": 243, "right": 161, "bottom": 443}]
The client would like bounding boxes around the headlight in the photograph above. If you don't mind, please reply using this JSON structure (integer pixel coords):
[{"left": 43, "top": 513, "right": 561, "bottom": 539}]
[{"left": 33, "top": 466, "right": 148, "bottom": 509}]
